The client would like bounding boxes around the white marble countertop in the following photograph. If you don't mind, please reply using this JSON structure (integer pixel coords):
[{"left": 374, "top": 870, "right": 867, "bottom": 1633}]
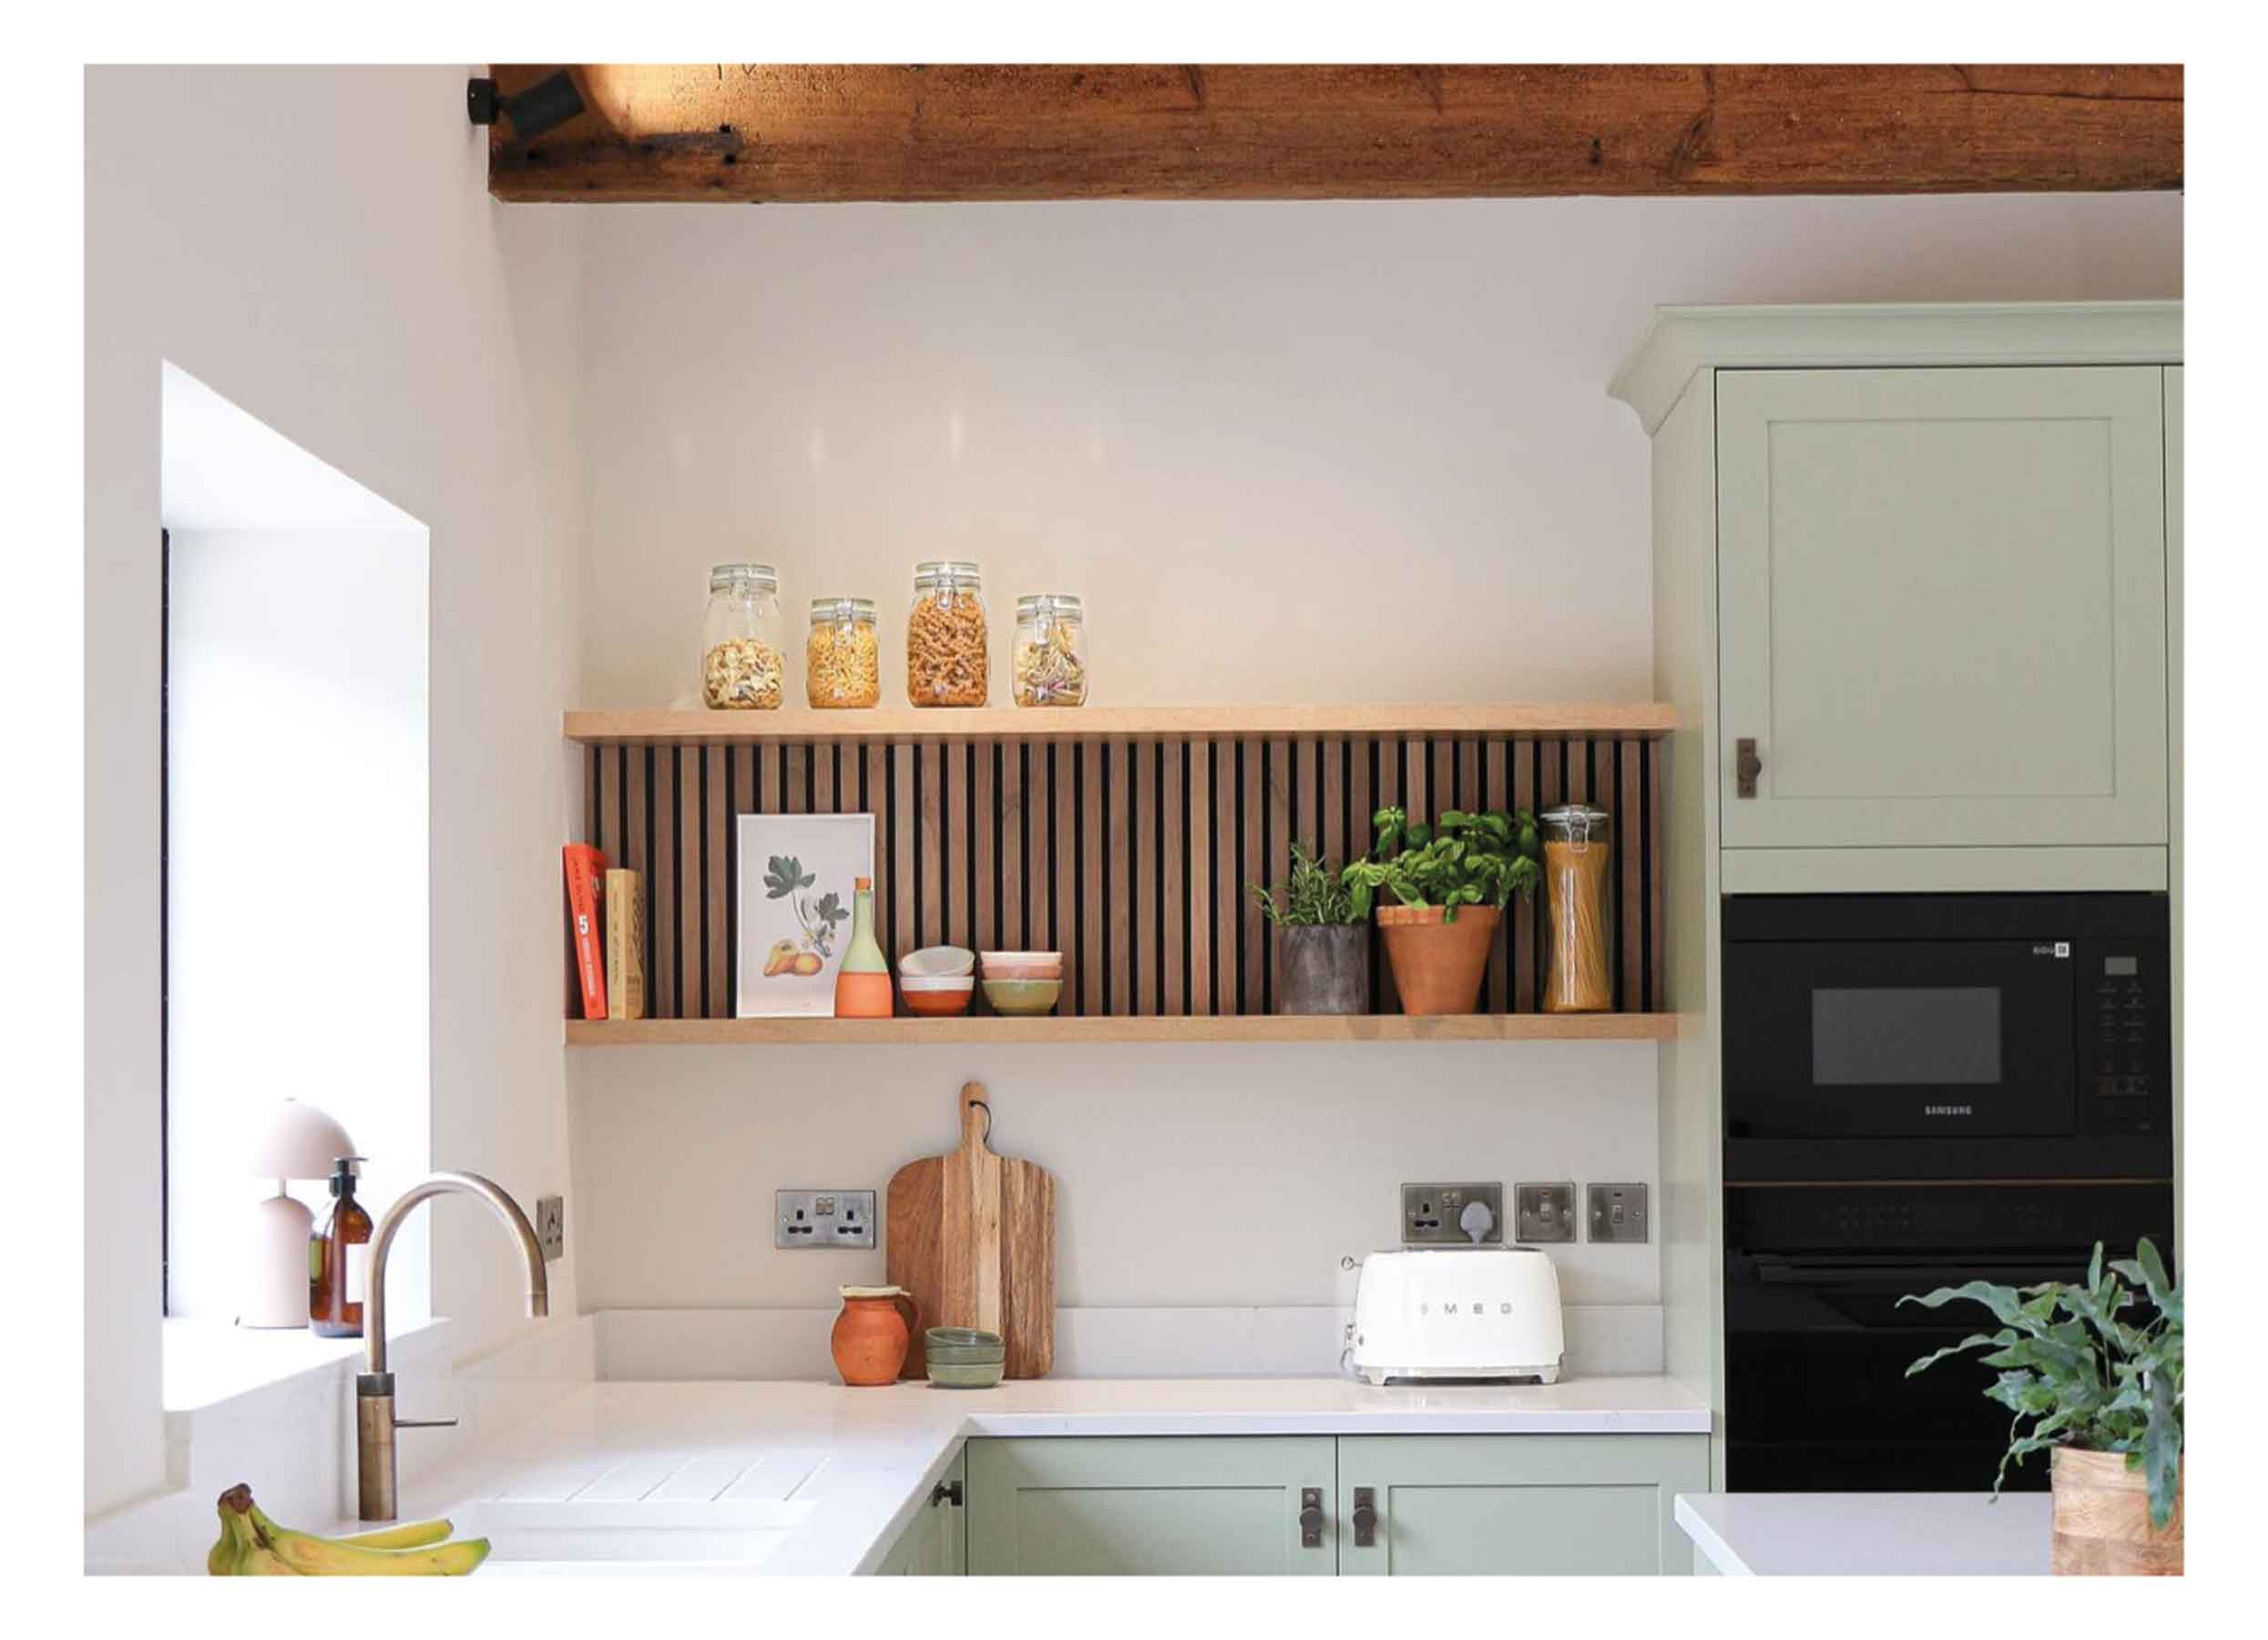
[
  {"left": 355, "top": 1375, "right": 1709, "bottom": 1575},
  {"left": 1676, "top": 1491, "right": 2051, "bottom": 1576}
]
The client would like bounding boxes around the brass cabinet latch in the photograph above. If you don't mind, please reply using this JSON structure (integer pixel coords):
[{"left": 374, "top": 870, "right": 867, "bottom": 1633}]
[
  {"left": 1735, "top": 737, "right": 1762, "bottom": 799},
  {"left": 1299, "top": 1487, "right": 1324, "bottom": 1548},
  {"left": 1352, "top": 1486, "right": 1378, "bottom": 1548},
  {"left": 931, "top": 1480, "right": 963, "bottom": 1508}
]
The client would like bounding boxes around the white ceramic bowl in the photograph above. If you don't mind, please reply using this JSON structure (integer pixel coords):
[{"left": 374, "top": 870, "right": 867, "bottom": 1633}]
[
  {"left": 900, "top": 975, "right": 975, "bottom": 993},
  {"left": 901, "top": 945, "right": 976, "bottom": 979}
]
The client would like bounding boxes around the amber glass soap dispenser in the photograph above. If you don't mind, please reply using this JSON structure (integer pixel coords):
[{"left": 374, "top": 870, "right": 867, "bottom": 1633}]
[{"left": 309, "top": 1155, "right": 373, "bottom": 1338}]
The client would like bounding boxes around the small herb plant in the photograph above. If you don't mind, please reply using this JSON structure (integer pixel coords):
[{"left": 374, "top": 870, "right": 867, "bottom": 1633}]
[
  {"left": 763, "top": 855, "right": 848, "bottom": 958},
  {"left": 1902, "top": 1238, "right": 2183, "bottom": 1527},
  {"left": 1339, "top": 806, "right": 1541, "bottom": 922},
  {"left": 1247, "top": 843, "right": 1364, "bottom": 928}
]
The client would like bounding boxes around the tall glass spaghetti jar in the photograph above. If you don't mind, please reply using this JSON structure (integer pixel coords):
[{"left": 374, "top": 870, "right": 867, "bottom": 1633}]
[
  {"left": 905, "top": 559, "right": 988, "bottom": 707},
  {"left": 1539, "top": 804, "right": 1613, "bottom": 1013},
  {"left": 700, "top": 562, "right": 785, "bottom": 710}
]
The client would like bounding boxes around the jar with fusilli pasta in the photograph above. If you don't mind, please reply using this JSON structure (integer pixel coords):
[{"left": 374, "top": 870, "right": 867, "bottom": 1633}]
[{"left": 906, "top": 560, "right": 988, "bottom": 707}]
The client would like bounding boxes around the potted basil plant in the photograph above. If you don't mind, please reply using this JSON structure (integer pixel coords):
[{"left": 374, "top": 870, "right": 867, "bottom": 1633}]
[
  {"left": 1248, "top": 843, "right": 1369, "bottom": 1015},
  {"left": 1902, "top": 1237, "right": 2182, "bottom": 1575},
  {"left": 1340, "top": 806, "right": 1539, "bottom": 1015}
]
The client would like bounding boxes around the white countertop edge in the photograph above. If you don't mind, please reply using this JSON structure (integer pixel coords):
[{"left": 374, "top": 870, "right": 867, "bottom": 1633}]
[{"left": 1675, "top": 1494, "right": 1752, "bottom": 1576}]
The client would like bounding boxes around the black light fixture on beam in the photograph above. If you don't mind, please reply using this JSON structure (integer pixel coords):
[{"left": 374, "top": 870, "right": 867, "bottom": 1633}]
[{"left": 466, "top": 71, "right": 586, "bottom": 141}]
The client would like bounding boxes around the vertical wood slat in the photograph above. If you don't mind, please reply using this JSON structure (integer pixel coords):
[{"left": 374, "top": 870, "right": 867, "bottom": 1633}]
[
  {"left": 704, "top": 745, "right": 728, "bottom": 1017},
  {"left": 1162, "top": 741, "right": 1184, "bottom": 1017},
  {"left": 1648, "top": 737, "right": 1667, "bottom": 1011},
  {"left": 1372, "top": 736, "right": 1403, "bottom": 1016},
  {"left": 584, "top": 722, "right": 1665, "bottom": 1024},
  {"left": 1081, "top": 740, "right": 1105, "bottom": 1015}
]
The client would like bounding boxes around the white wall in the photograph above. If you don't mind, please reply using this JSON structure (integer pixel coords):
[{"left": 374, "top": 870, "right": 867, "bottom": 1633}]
[
  {"left": 85, "top": 66, "right": 585, "bottom": 1519},
  {"left": 568, "top": 191, "right": 2179, "bottom": 1330}
]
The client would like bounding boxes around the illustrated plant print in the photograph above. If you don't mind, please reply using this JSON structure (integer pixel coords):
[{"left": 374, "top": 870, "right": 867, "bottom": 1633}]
[{"left": 760, "top": 855, "right": 848, "bottom": 977}]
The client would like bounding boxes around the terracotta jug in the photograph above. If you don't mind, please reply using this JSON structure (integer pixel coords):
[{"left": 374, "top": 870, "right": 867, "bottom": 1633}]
[{"left": 832, "top": 1285, "right": 918, "bottom": 1386}]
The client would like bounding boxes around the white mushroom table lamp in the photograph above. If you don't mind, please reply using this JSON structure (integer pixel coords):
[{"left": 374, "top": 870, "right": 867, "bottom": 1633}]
[{"left": 243, "top": 1099, "right": 356, "bottom": 1329}]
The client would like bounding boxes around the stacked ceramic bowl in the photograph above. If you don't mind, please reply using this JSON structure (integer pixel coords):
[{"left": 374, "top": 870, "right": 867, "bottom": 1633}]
[
  {"left": 925, "top": 1327, "right": 1006, "bottom": 1389},
  {"left": 899, "top": 946, "right": 975, "bottom": 1016},
  {"left": 979, "top": 951, "right": 1062, "bottom": 1016}
]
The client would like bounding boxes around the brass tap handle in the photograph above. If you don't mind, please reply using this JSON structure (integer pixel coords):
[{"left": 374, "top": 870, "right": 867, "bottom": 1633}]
[{"left": 394, "top": 1417, "right": 458, "bottom": 1430}]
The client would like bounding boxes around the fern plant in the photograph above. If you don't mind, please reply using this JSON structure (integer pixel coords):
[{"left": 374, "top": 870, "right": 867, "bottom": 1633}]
[{"left": 1901, "top": 1237, "right": 2182, "bottom": 1528}]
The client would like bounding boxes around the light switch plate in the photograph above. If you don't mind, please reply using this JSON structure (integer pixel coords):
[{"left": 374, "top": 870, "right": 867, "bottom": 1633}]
[
  {"left": 1400, "top": 1182, "right": 1504, "bottom": 1245},
  {"left": 1586, "top": 1183, "right": 1650, "bottom": 1244},
  {"left": 1514, "top": 1182, "right": 1577, "bottom": 1244},
  {"left": 536, "top": 1194, "right": 565, "bottom": 1262},
  {"left": 775, "top": 1189, "right": 877, "bottom": 1249}
]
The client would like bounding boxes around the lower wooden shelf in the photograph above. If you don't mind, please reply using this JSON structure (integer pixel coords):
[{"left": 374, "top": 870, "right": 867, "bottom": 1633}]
[{"left": 566, "top": 1013, "right": 1679, "bottom": 1046}]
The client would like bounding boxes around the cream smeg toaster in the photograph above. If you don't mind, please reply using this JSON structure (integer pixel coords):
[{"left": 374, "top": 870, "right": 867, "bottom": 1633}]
[{"left": 1347, "top": 1245, "right": 1565, "bottom": 1385}]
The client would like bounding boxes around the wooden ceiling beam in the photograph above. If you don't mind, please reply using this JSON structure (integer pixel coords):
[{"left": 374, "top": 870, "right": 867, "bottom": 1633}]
[{"left": 487, "top": 65, "right": 2181, "bottom": 204}]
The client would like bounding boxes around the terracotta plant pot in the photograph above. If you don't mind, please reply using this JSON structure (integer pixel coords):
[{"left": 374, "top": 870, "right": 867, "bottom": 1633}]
[
  {"left": 1277, "top": 925, "right": 1370, "bottom": 1015},
  {"left": 1376, "top": 905, "right": 1500, "bottom": 1016},
  {"left": 831, "top": 1286, "right": 918, "bottom": 1386},
  {"left": 2050, "top": 1446, "right": 2183, "bottom": 1575}
]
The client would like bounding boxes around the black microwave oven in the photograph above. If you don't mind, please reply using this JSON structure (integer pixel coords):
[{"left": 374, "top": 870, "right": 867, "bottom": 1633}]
[{"left": 1721, "top": 893, "right": 2172, "bottom": 1183}]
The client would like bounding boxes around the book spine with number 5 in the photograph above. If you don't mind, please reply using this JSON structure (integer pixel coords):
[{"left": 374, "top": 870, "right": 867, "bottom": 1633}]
[{"left": 563, "top": 844, "right": 608, "bottom": 1020}]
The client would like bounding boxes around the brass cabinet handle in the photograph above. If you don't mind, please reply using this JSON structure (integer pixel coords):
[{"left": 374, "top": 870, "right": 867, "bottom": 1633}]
[
  {"left": 1352, "top": 1486, "right": 1378, "bottom": 1547},
  {"left": 1299, "top": 1487, "right": 1325, "bottom": 1548},
  {"left": 1735, "top": 737, "right": 1762, "bottom": 799}
]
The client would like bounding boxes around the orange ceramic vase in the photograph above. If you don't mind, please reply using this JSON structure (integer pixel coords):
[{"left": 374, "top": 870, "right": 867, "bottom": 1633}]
[{"left": 832, "top": 1286, "right": 918, "bottom": 1386}]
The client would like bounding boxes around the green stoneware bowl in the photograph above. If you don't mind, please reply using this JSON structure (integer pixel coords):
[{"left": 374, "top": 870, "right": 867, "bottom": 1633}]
[
  {"left": 981, "top": 978, "right": 1062, "bottom": 1017},
  {"left": 927, "top": 1358, "right": 1006, "bottom": 1389}
]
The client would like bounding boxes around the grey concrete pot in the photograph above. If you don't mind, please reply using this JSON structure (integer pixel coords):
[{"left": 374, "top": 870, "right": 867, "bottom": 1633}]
[{"left": 1277, "top": 924, "right": 1371, "bottom": 1015}]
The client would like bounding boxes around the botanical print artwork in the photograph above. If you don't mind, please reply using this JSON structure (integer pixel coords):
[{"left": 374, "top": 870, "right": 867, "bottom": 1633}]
[
  {"left": 736, "top": 814, "right": 875, "bottom": 1016},
  {"left": 759, "top": 855, "right": 847, "bottom": 977}
]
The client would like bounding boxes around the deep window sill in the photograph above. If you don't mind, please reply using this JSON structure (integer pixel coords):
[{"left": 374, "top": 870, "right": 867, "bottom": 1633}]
[{"left": 162, "top": 1313, "right": 450, "bottom": 1419}]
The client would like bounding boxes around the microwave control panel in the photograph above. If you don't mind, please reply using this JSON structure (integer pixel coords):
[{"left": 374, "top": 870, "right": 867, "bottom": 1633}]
[{"left": 2088, "top": 950, "right": 2162, "bottom": 1135}]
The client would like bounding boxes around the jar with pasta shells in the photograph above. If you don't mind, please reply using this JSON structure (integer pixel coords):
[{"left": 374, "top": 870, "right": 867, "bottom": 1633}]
[
  {"left": 905, "top": 560, "right": 988, "bottom": 707},
  {"left": 1013, "top": 594, "right": 1088, "bottom": 707},
  {"left": 806, "top": 597, "right": 881, "bottom": 709},
  {"left": 700, "top": 562, "right": 785, "bottom": 710},
  {"left": 1539, "top": 804, "right": 1613, "bottom": 1013}
]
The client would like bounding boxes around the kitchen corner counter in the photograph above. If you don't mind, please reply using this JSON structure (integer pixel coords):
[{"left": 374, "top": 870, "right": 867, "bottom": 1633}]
[
  {"left": 376, "top": 1376, "right": 1708, "bottom": 1576},
  {"left": 1676, "top": 1491, "right": 2052, "bottom": 1576}
]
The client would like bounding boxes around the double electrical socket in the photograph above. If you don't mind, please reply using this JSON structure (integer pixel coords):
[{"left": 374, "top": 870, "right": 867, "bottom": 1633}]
[
  {"left": 1406, "top": 1181, "right": 1649, "bottom": 1245},
  {"left": 775, "top": 1189, "right": 877, "bottom": 1249}
]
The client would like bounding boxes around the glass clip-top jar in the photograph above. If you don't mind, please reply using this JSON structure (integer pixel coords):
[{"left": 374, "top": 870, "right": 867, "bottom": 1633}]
[
  {"left": 906, "top": 559, "right": 988, "bottom": 707},
  {"left": 807, "top": 597, "right": 881, "bottom": 709},
  {"left": 1539, "top": 804, "right": 1613, "bottom": 1014},
  {"left": 1014, "top": 594, "right": 1088, "bottom": 707},
  {"left": 701, "top": 562, "right": 785, "bottom": 710}
]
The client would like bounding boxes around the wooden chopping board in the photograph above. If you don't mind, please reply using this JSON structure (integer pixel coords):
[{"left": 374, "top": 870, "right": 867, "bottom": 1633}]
[{"left": 886, "top": 1081, "right": 1055, "bottom": 1379}]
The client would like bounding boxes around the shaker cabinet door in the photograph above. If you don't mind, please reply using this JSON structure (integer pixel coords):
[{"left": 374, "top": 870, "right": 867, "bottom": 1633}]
[
  {"left": 965, "top": 1437, "right": 1337, "bottom": 1575},
  {"left": 1715, "top": 366, "right": 2168, "bottom": 850},
  {"left": 1335, "top": 1434, "right": 1708, "bottom": 1575}
]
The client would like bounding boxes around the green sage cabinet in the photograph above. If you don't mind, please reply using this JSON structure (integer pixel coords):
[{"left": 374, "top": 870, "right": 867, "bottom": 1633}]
[
  {"left": 1714, "top": 364, "right": 2170, "bottom": 854},
  {"left": 960, "top": 1434, "right": 1707, "bottom": 1575},
  {"left": 874, "top": 1450, "right": 966, "bottom": 1576}
]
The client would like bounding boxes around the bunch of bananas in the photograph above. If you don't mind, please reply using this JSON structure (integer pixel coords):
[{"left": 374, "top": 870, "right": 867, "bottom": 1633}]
[{"left": 208, "top": 1483, "right": 490, "bottom": 1575}]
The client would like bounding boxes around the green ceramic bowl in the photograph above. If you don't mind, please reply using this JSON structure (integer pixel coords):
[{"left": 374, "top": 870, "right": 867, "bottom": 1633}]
[
  {"left": 927, "top": 1358, "right": 1006, "bottom": 1389},
  {"left": 981, "top": 978, "right": 1062, "bottom": 1017}
]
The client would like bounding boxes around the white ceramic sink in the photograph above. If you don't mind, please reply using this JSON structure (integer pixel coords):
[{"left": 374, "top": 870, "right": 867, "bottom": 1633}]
[{"left": 449, "top": 1498, "right": 814, "bottom": 1573}]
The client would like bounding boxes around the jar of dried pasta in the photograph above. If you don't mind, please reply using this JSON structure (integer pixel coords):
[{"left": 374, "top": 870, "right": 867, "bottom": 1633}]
[
  {"left": 1539, "top": 805, "right": 1613, "bottom": 1012},
  {"left": 700, "top": 562, "right": 785, "bottom": 710},
  {"left": 906, "top": 559, "right": 988, "bottom": 707},
  {"left": 806, "top": 597, "right": 881, "bottom": 709},
  {"left": 1013, "top": 594, "right": 1088, "bottom": 707}
]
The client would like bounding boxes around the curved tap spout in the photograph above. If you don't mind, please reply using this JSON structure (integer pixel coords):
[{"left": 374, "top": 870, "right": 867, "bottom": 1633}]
[{"left": 365, "top": 1171, "right": 550, "bottom": 1376}]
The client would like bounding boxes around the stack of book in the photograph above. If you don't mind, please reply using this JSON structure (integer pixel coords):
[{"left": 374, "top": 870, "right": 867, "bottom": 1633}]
[{"left": 562, "top": 845, "right": 645, "bottom": 1020}]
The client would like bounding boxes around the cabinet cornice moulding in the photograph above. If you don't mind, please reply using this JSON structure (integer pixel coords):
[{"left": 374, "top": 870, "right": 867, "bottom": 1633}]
[{"left": 1609, "top": 301, "right": 2184, "bottom": 435}]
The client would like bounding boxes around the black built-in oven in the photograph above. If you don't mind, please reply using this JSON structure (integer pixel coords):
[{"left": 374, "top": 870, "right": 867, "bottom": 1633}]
[{"left": 1720, "top": 894, "right": 2175, "bottom": 1494}]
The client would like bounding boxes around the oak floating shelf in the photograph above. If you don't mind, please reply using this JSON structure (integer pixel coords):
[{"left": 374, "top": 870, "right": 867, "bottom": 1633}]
[
  {"left": 568, "top": 1014, "right": 1680, "bottom": 1047},
  {"left": 565, "top": 702, "right": 1676, "bottom": 745}
]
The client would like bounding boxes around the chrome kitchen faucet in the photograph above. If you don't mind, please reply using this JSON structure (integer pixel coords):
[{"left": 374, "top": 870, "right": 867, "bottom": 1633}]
[{"left": 356, "top": 1172, "right": 550, "bottom": 1520}]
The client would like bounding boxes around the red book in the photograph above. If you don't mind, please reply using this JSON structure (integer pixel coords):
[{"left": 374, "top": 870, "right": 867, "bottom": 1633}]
[{"left": 563, "top": 844, "right": 608, "bottom": 1020}]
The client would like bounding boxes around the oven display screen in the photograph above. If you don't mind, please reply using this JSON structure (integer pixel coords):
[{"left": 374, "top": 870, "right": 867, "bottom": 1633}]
[{"left": 1812, "top": 987, "right": 2003, "bottom": 1086}]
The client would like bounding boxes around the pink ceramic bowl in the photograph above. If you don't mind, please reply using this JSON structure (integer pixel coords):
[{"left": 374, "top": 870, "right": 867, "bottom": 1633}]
[
  {"left": 901, "top": 975, "right": 976, "bottom": 1017},
  {"left": 980, "top": 951, "right": 1063, "bottom": 981}
]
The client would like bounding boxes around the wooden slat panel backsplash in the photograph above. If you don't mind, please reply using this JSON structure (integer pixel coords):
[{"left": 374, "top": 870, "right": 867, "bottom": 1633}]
[{"left": 578, "top": 733, "right": 1670, "bottom": 1020}]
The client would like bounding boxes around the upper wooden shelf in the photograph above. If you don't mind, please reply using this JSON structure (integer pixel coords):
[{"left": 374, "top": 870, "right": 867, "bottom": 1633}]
[
  {"left": 564, "top": 703, "right": 1675, "bottom": 745},
  {"left": 568, "top": 1013, "right": 1679, "bottom": 1047}
]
